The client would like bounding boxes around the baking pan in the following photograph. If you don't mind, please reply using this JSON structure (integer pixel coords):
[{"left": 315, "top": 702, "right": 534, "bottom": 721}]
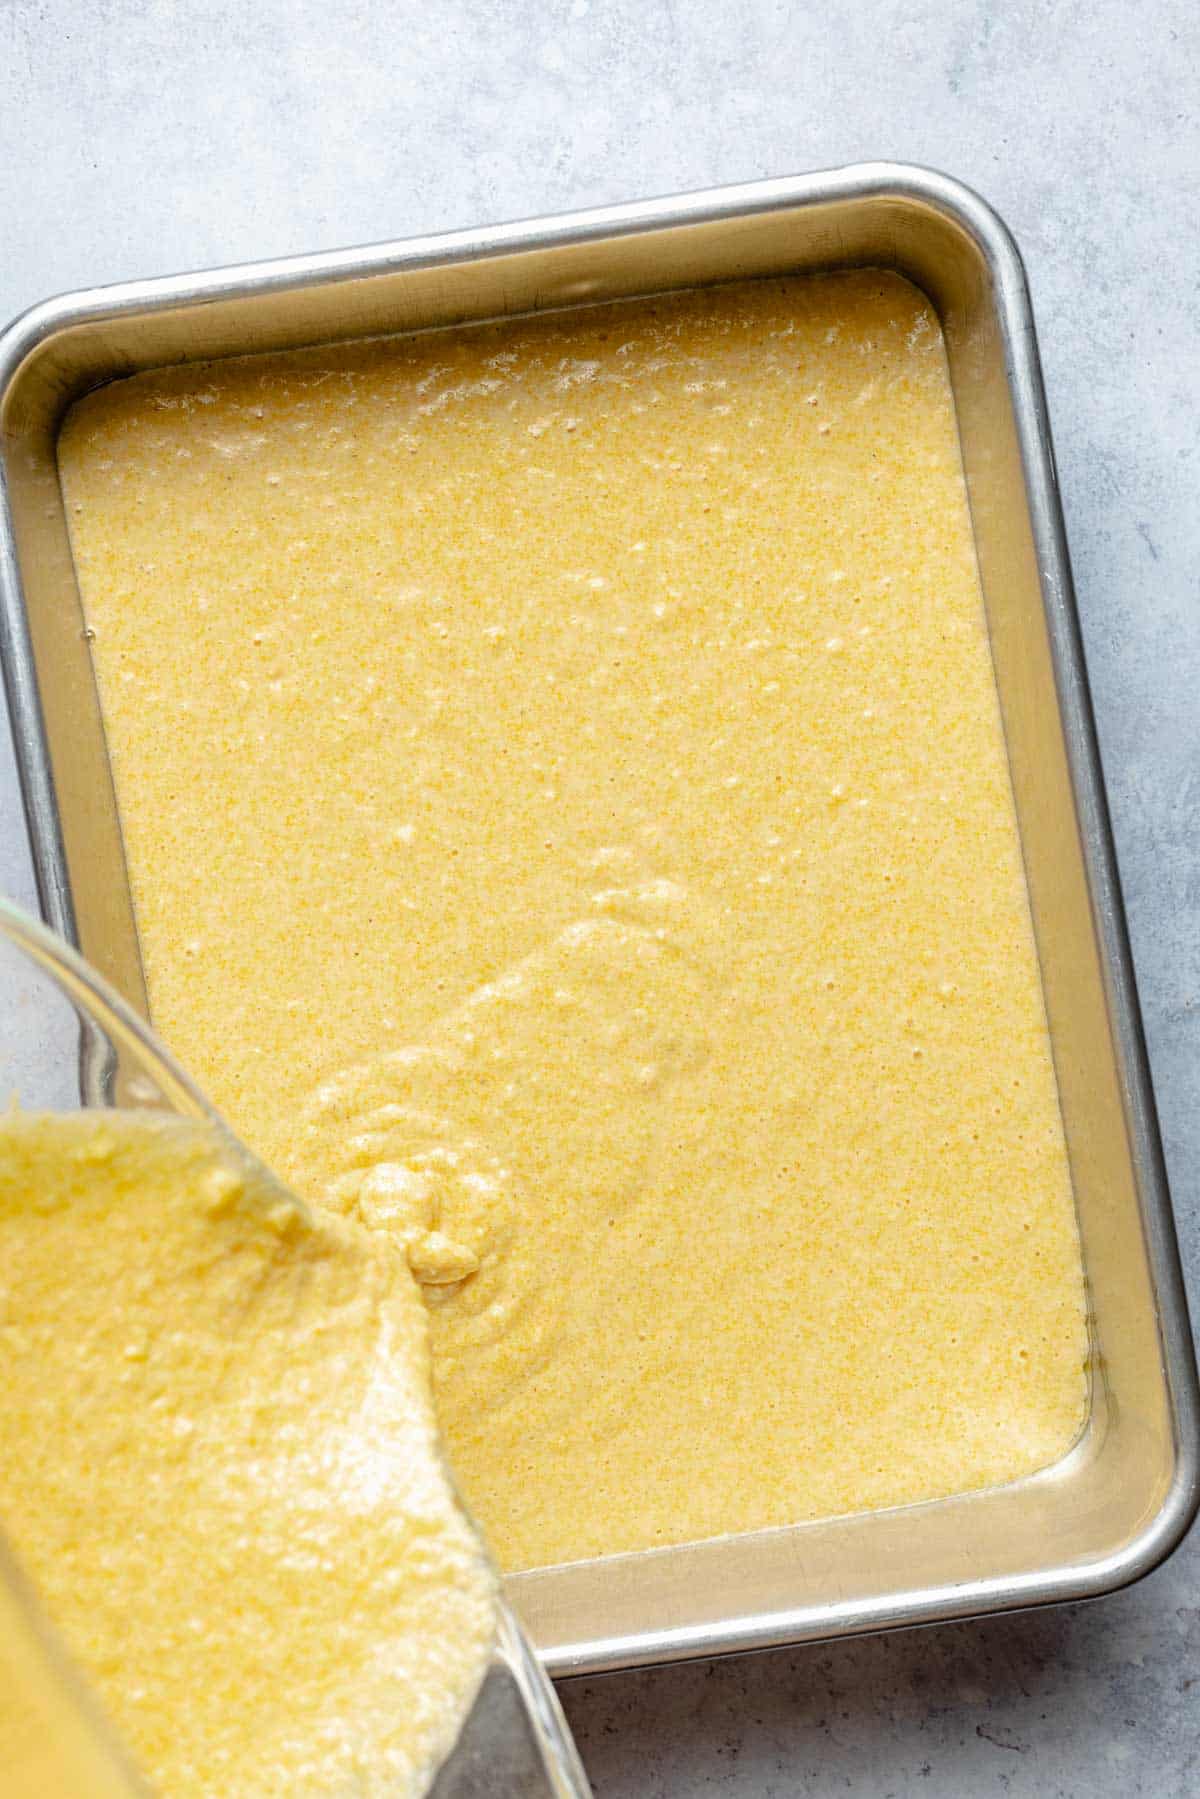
[{"left": 1, "top": 163, "right": 1196, "bottom": 1677}]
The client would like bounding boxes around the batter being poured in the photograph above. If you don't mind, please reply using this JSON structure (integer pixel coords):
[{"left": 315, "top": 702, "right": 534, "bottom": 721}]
[
  {"left": 0, "top": 1110, "right": 495, "bottom": 1797},
  {"left": 60, "top": 271, "right": 1089, "bottom": 1571}
]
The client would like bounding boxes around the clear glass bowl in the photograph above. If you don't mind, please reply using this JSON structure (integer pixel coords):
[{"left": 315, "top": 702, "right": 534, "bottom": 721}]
[{"left": 0, "top": 897, "right": 591, "bottom": 1799}]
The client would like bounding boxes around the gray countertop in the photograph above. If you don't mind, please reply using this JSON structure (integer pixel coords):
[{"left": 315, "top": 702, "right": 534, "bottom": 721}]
[{"left": 2, "top": 2, "right": 1198, "bottom": 1792}]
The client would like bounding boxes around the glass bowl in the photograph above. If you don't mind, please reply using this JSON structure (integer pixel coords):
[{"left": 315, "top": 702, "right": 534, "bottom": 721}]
[{"left": 0, "top": 896, "right": 590, "bottom": 1798}]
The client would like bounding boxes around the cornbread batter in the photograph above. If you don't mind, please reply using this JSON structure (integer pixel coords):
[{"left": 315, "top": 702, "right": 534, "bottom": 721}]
[
  {"left": 0, "top": 1111, "right": 495, "bottom": 1796},
  {"left": 60, "top": 273, "right": 1088, "bottom": 1569}
]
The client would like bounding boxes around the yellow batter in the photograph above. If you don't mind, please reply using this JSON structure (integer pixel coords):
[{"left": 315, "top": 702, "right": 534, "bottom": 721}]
[
  {"left": 0, "top": 1110, "right": 495, "bottom": 1796},
  {"left": 60, "top": 272, "right": 1088, "bottom": 1570}
]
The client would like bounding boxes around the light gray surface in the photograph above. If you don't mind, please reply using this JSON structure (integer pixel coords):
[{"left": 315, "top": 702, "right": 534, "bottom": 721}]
[{"left": 1, "top": 2, "right": 1197, "bottom": 1794}]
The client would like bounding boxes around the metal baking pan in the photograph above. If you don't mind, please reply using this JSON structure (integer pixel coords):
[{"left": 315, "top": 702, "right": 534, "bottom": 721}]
[{"left": 1, "top": 163, "right": 1197, "bottom": 1677}]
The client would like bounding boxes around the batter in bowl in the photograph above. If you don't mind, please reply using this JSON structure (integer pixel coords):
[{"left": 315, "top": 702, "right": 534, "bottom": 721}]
[
  {"left": 60, "top": 272, "right": 1089, "bottom": 1569},
  {"left": 0, "top": 1110, "right": 495, "bottom": 1796}
]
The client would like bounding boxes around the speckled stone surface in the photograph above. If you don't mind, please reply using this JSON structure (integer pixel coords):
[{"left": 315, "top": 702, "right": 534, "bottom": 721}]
[{"left": 1, "top": 3, "right": 1198, "bottom": 1793}]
